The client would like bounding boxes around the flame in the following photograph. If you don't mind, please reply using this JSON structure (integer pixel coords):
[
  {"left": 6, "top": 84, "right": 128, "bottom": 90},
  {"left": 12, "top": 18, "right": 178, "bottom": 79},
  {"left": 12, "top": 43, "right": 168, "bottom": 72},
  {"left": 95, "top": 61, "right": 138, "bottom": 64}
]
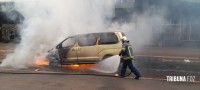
[
  {"left": 65, "top": 64, "right": 95, "bottom": 69},
  {"left": 33, "top": 56, "right": 95, "bottom": 69},
  {"left": 34, "top": 57, "right": 49, "bottom": 66}
]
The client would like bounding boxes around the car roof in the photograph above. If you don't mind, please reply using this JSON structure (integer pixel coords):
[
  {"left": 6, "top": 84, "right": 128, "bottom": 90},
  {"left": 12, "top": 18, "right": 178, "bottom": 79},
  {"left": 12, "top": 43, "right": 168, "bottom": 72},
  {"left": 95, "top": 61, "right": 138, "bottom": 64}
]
[{"left": 68, "top": 31, "right": 123, "bottom": 38}]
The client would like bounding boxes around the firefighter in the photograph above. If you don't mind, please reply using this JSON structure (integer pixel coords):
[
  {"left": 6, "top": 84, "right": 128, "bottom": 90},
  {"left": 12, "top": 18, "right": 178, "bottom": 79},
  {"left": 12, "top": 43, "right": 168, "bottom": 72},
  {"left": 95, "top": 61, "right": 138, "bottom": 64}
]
[{"left": 119, "top": 37, "right": 141, "bottom": 79}]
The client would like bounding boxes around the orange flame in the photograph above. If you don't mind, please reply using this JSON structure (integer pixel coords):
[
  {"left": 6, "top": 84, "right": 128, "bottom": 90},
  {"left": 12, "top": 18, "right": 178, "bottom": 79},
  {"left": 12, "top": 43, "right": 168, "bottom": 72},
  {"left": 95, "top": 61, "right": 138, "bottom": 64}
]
[
  {"left": 34, "top": 57, "right": 49, "bottom": 66},
  {"left": 65, "top": 64, "right": 95, "bottom": 69}
]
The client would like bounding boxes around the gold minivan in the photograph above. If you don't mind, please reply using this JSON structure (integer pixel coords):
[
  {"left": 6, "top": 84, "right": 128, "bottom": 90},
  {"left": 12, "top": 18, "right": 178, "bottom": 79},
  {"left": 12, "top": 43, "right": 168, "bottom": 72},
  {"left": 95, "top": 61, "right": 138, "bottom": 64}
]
[{"left": 47, "top": 32, "right": 126, "bottom": 67}]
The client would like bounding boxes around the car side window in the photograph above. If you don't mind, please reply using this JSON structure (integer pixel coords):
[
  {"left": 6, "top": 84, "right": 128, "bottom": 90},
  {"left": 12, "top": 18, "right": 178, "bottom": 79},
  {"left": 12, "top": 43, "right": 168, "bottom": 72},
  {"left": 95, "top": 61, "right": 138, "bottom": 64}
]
[
  {"left": 78, "top": 34, "right": 97, "bottom": 46},
  {"left": 99, "top": 33, "right": 118, "bottom": 45},
  {"left": 62, "top": 37, "right": 76, "bottom": 47}
]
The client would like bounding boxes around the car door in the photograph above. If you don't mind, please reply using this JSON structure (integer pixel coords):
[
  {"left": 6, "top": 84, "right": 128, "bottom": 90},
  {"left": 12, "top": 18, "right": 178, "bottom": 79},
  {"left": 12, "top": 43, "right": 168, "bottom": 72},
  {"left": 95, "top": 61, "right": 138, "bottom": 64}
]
[
  {"left": 77, "top": 34, "right": 99, "bottom": 62},
  {"left": 59, "top": 37, "right": 78, "bottom": 63}
]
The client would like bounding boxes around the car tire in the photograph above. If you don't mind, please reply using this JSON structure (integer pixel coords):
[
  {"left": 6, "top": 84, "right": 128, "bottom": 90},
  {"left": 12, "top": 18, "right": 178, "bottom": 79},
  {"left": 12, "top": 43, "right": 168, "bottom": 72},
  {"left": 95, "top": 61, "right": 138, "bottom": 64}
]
[{"left": 49, "top": 59, "right": 59, "bottom": 69}]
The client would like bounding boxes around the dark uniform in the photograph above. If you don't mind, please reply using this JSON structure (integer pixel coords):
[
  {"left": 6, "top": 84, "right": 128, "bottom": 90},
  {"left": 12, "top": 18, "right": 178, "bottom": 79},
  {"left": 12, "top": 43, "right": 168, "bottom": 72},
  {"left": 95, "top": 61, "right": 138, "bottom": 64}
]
[{"left": 120, "top": 40, "right": 141, "bottom": 79}]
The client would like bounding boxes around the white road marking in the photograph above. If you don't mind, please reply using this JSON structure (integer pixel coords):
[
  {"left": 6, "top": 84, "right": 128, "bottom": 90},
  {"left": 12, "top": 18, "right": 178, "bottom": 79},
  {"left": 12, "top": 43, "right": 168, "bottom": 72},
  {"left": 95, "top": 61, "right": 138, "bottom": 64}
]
[
  {"left": 137, "top": 55, "right": 200, "bottom": 60},
  {"left": 144, "top": 68, "right": 200, "bottom": 73},
  {"left": 161, "top": 59, "right": 200, "bottom": 63},
  {"left": 184, "top": 59, "right": 190, "bottom": 62}
]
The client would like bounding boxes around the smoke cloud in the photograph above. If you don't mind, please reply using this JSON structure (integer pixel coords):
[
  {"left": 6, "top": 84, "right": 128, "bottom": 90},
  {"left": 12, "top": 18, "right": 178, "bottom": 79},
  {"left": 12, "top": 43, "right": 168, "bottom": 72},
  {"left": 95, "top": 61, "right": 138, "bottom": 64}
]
[
  {"left": 111, "top": 6, "right": 168, "bottom": 51},
  {"left": 0, "top": 0, "right": 168, "bottom": 68},
  {"left": 181, "top": 0, "right": 200, "bottom": 3},
  {"left": 0, "top": 0, "right": 115, "bottom": 68}
]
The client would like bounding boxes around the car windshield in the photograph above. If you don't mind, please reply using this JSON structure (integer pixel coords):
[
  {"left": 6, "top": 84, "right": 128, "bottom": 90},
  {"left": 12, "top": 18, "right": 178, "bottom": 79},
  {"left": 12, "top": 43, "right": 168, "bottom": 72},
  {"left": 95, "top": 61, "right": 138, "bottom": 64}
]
[{"left": 62, "top": 37, "right": 76, "bottom": 47}]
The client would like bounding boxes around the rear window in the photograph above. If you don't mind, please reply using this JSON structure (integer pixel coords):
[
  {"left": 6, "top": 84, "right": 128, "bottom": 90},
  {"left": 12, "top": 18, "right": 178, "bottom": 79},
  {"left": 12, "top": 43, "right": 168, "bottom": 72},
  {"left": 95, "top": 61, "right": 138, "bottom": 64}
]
[
  {"left": 78, "top": 34, "right": 97, "bottom": 46},
  {"left": 99, "top": 33, "right": 118, "bottom": 45}
]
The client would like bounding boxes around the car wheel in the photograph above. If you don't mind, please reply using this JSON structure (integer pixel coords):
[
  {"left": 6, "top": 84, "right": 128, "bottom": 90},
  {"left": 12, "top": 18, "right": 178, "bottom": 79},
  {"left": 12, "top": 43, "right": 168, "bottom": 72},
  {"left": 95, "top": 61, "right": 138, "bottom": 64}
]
[{"left": 49, "top": 59, "right": 59, "bottom": 68}]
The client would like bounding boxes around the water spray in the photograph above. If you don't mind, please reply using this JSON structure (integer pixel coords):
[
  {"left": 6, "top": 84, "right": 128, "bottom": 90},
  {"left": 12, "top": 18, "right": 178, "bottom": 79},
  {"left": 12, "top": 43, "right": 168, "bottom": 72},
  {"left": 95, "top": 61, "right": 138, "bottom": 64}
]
[{"left": 91, "top": 55, "right": 120, "bottom": 73}]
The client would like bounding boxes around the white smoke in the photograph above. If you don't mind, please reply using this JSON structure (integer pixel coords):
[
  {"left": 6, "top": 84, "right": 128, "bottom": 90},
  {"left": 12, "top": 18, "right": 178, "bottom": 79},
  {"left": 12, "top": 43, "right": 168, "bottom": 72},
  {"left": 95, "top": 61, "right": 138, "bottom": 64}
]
[
  {"left": 0, "top": 0, "right": 168, "bottom": 69},
  {"left": 111, "top": 6, "right": 168, "bottom": 51},
  {"left": 0, "top": 0, "right": 115, "bottom": 68},
  {"left": 181, "top": 0, "right": 200, "bottom": 3}
]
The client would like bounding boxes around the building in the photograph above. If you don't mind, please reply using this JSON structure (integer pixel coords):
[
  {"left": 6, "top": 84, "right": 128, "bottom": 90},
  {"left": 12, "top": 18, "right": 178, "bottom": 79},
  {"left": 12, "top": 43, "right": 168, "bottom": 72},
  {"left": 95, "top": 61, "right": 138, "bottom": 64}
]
[{"left": 0, "top": 0, "right": 22, "bottom": 42}]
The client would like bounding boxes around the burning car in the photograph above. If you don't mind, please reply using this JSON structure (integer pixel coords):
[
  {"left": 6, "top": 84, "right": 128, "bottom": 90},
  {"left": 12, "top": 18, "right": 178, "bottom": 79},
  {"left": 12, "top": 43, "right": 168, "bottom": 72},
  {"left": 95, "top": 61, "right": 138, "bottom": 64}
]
[{"left": 47, "top": 32, "right": 126, "bottom": 68}]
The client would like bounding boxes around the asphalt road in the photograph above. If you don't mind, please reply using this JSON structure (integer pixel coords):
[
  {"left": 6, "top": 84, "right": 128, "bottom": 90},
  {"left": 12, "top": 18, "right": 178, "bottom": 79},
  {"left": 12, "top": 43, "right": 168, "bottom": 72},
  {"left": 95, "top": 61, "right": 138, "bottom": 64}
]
[
  {"left": 0, "top": 74, "right": 200, "bottom": 90},
  {"left": 0, "top": 57, "right": 200, "bottom": 90}
]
